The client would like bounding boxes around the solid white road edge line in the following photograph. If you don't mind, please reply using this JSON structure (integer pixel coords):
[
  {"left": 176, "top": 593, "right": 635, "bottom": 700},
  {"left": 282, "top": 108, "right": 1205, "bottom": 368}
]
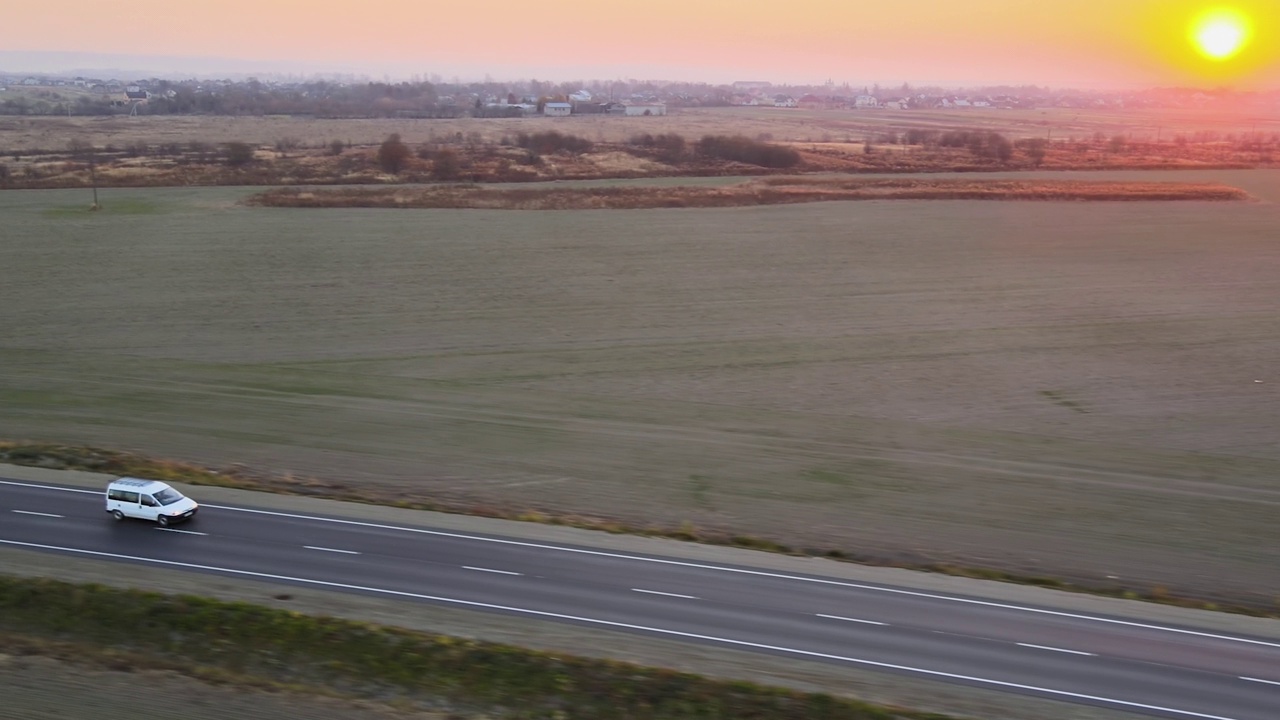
[
  {"left": 632, "top": 588, "right": 698, "bottom": 599},
  {"left": 0, "top": 538, "right": 1242, "bottom": 720},
  {"left": 816, "top": 614, "right": 888, "bottom": 626},
  {"left": 156, "top": 528, "right": 207, "bottom": 536},
  {"left": 11, "top": 510, "right": 64, "bottom": 518},
  {"left": 5, "top": 479, "right": 1277, "bottom": 651},
  {"left": 1017, "top": 643, "right": 1096, "bottom": 657},
  {"left": 1240, "top": 677, "right": 1280, "bottom": 686},
  {"left": 463, "top": 566, "right": 522, "bottom": 576},
  {"left": 303, "top": 546, "right": 360, "bottom": 555}
]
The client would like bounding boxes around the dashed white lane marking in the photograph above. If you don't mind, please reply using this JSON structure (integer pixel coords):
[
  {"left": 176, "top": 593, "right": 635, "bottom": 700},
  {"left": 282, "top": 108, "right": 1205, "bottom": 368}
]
[
  {"left": 304, "top": 545, "right": 360, "bottom": 555},
  {"left": 155, "top": 528, "right": 207, "bottom": 535},
  {"left": 631, "top": 588, "right": 698, "bottom": 600},
  {"left": 11, "top": 510, "right": 63, "bottom": 518},
  {"left": 0, "top": 539, "right": 1246, "bottom": 720},
  {"left": 1017, "top": 643, "right": 1097, "bottom": 657},
  {"left": 197, "top": 503, "right": 1280, "bottom": 648},
  {"left": 5, "top": 479, "right": 1278, "bottom": 654},
  {"left": 1240, "top": 676, "right": 1280, "bottom": 686},
  {"left": 816, "top": 613, "right": 888, "bottom": 626},
  {"left": 463, "top": 566, "right": 522, "bottom": 576}
]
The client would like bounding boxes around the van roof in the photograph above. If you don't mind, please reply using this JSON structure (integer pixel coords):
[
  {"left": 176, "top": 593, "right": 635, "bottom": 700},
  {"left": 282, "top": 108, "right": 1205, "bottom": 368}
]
[{"left": 108, "top": 477, "right": 170, "bottom": 491}]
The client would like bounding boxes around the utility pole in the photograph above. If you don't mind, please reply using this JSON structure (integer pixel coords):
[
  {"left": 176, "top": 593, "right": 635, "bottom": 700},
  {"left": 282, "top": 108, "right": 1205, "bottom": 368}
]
[{"left": 88, "top": 150, "right": 100, "bottom": 210}]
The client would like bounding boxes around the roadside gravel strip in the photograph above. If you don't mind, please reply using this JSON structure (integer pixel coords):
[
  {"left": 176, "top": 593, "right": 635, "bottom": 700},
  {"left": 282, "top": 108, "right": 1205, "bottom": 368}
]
[
  {"left": 0, "top": 653, "right": 447, "bottom": 720},
  {"left": 3, "top": 464, "right": 1277, "bottom": 720}
]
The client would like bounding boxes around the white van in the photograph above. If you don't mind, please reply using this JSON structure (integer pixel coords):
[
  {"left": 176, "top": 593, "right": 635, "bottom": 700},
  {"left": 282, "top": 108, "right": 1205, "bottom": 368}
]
[{"left": 105, "top": 477, "right": 199, "bottom": 526}]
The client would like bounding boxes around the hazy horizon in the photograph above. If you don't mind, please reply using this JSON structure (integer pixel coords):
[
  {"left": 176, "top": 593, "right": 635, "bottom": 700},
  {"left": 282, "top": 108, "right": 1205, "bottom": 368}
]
[{"left": 5, "top": 1, "right": 1277, "bottom": 90}]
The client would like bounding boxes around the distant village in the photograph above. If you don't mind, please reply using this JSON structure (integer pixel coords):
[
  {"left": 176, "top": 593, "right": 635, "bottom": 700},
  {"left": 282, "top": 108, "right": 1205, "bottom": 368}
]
[{"left": 1, "top": 72, "right": 1276, "bottom": 118}]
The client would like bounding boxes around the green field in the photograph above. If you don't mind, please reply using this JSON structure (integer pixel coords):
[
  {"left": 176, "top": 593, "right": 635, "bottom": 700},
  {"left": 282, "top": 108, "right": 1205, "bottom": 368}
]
[{"left": 3, "top": 171, "right": 1280, "bottom": 604}]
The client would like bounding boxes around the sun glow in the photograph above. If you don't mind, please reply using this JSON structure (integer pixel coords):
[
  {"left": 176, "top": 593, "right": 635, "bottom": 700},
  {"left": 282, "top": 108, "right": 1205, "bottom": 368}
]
[{"left": 1190, "top": 8, "right": 1252, "bottom": 60}]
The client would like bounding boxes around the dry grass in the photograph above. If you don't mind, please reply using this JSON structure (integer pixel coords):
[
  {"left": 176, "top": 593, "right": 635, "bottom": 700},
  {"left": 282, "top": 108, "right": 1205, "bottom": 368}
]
[
  {"left": 247, "top": 178, "right": 1250, "bottom": 210},
  {"left": 4, "top": 105, "right": 1278, "bottom": 151},
  {"left": 2, "top": 106, "right": 1276, "bottom": 193}
]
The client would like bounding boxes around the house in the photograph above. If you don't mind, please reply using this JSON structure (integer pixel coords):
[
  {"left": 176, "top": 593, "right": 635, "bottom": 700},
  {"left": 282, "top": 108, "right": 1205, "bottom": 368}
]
[
  {"left": 125, "top": 86, "right": 150, "bottom": 101},
  {"left": 621, "top": 103, "right": 666, "bottom": 116},
  {"left": 854, "top": 94, "right": 879, "bottom": 108},
  {"left": 569, "top": 89, "right": 592, "bottom": 102},
  {"left": 797, "top": 93, "right": 824, "bottom": 109},
  {"left": 544, "top": 102, "right": 572, "bottom": 116},
  {"left": 773, "top": 95, "right": 797, "bottom": 108}
]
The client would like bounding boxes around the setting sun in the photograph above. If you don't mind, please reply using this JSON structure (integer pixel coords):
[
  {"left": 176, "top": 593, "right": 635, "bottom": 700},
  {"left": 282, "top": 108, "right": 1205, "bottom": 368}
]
[{"left": 1190, "top": 7, "right": 1252, "bottom": 60}]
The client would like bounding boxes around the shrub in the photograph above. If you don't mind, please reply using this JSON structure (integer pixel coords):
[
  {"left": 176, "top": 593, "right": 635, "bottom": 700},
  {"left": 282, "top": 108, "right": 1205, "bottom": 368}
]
[
  {"left": 224, "top": 142, "right": 254, "bottom": 167},
  {"left": 629, "top": 132, "right": 686, "bottom": 161},
  {"left": 328, "top": 139, "right": 345, "bottom": 156},
  {"left": 696, "top": 135, "right": 801, "bottom": 168},
  {"left": 376, "top": 133, "right": 411, "bottom": 174},
  {"left": 275, "top": 136, "right": 303, "bottom": 155},
  {"left": 514, "top": 131, "right": 593, "bottom": 155},
  {"left": 903, "top": 129, "right": 938, "bottom": 145},
  {"left": 431, "top": 149, "right": 461, "bottom": 180},
  {"left": 1017, "top": 137, "right": 1048, "bottom": 166},
  {"left": 939, "top": 130, "right": 1012, "bottom": 162}
]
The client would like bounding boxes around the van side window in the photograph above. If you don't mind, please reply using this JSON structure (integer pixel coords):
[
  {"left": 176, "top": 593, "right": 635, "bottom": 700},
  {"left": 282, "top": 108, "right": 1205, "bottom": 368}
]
[
  {"left": 141, "top": 495, "right": 158, "bottom": 507},
  {"left": 108, "top": 489, "right": 129, "bottom": 501},
  {"left": 122, "top": 491, "right": 140, "bottom": 504}
]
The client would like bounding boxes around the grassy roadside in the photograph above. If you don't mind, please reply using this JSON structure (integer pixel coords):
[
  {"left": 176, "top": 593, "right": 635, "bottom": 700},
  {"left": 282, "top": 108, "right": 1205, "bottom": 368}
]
[
  {"left": 0, "top": 576, "right": 958, "bottom": 720},
  {"left": 4, "top": 441, "right": 1276, "bottom": 619}
]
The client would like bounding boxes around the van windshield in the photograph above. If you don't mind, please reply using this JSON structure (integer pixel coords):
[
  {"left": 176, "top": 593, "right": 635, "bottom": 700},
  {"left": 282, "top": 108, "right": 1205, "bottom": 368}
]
[{"left": 153, "top": 488, "right": 185, "bottom": 506}]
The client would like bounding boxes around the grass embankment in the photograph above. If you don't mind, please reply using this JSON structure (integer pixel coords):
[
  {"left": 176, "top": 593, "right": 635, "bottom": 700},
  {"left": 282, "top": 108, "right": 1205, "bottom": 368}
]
[
  {"left": 0, "top": 577, "right": 954, "bottom": 720},
  {"left": 4, "top": 441, "right": 1275, "bottom": 619},
  {"left": 246, "top": 178, "right": 1250, "bottom": 210}
]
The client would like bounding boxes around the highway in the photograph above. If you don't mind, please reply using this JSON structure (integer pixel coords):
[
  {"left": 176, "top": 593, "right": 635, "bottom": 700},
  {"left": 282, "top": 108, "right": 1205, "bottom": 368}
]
[{"left": 1, "top": 477, "right": 1277, "bottom": 720}]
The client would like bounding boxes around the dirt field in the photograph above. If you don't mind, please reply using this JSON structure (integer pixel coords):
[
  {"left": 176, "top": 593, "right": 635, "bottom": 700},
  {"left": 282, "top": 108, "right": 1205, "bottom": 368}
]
[
  {"left": 2, "top": 170, "right": 1280, "bottom": 606},
  {"left": 247, "top": 178, "right": 1250, "bottom": 210},
  {"left": 3, "top": 105, "right": 1279, "bottom": 152}
]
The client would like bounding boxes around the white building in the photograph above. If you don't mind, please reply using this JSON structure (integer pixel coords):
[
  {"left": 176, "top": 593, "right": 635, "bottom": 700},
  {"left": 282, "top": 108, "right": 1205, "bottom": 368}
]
[
  {"left": 622, "top": 103, "right": 666, "bottom": 116},
  {"left": 544, "top": 102, "right": 572, "bottom": 116}
]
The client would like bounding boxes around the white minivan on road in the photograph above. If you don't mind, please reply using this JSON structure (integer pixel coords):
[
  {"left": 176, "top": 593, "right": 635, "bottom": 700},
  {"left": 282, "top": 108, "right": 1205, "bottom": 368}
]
[{"left": 105, "top": 477, "right": 199, "bottom": 526}]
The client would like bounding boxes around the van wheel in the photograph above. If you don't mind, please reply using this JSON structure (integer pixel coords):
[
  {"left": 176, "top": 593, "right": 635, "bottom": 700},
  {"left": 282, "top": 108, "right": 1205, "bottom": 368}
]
[
  {"left": 157, "top": 515, "right": 170, "bottom": 527},
  {"left": 112, "top": 510, "right": 125, "bottom": 521}
]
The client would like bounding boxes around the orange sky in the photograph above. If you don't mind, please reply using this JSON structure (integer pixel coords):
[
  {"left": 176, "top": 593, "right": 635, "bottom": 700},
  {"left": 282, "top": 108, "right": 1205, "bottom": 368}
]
[{"left": 7, "top": 0, "right": 1278, "bottom": 87}]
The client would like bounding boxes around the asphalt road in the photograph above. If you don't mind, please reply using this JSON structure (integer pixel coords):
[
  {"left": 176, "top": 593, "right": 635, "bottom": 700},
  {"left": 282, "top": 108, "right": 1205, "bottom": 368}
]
[{"left": 1, "top": 477, "right": 1277, "bottom": 720}]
